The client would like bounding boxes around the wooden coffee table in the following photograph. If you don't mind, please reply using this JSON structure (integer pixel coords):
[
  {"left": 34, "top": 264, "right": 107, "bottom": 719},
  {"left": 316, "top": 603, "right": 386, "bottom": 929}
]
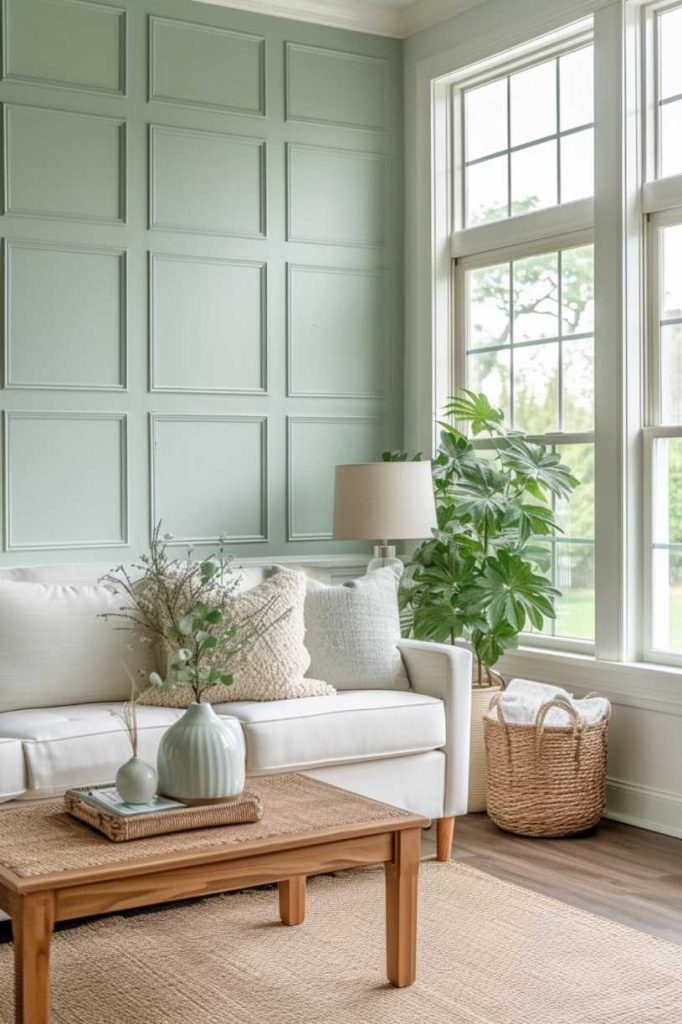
[{"left": 0, "top": 774, "right": 428, "bottom": 1023}]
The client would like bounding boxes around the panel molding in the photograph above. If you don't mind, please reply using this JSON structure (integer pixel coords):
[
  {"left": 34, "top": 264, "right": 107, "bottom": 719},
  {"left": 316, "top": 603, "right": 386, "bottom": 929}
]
[
  {"left": 149, "top": 413, "right": 268, "bottom": 545},
  {"left": 3, "top": 238, "right": 128, "bottom": 391},
  {"left": 148, "top": 123, "right": 266, "bottom": 238},
  {"left": 286, "top": 414, "right": 384, "bottom": 541},
  {"left": 149, "top": 251, "right": 267, "bottom": 394},
  {"left": 148, "top": 14, "right": 265, "bottom": 116},
  {"left": 286, "top": 262, "right": 387, "bottom": 399},
  {"left": 3, "top": 410, "right": 129, "bottom": 551},
  {"left": 286, "top": 142, "right": 388, "bottom": 248},
  {"left": 0, "top": 0, "right": 127, "bottom": 97},
  {"left": 1, "top": 102, "right": 127, "bottom": 224},
  {"left": 284, "top": 41, "right": 387, "bottom": 132}
]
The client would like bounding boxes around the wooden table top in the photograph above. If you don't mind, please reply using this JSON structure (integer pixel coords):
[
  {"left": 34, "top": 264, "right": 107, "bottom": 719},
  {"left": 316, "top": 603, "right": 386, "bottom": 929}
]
[{"left": 0, "top": 774, "right": 428, "bottom": 895}]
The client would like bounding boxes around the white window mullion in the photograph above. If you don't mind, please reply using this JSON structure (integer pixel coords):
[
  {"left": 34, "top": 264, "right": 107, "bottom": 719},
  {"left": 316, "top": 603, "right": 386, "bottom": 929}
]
[{"left": 592, "top": 2, "right": 644, "bottom": 663}]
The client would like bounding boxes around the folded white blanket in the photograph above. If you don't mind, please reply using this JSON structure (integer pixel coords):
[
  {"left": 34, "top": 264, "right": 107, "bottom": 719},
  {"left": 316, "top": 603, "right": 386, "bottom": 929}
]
[{"left": 488, "top": 678, "right": 609, "bottom": 727}]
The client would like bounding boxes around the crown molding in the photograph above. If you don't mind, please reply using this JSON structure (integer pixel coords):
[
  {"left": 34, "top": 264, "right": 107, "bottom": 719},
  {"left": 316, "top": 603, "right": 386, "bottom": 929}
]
[{"left": 192, "top": 0, "right": 488, "bottom": 38}]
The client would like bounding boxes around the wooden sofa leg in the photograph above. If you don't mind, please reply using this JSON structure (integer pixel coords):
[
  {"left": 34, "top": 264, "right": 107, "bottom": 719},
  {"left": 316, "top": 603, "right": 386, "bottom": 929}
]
[{"left": 436, "top": 816, "right": 455, "bottom": 862}]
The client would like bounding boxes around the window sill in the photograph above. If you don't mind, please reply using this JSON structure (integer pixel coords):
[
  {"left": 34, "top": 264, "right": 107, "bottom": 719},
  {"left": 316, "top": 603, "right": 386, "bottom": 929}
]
[{"left": 496, "top": 645, "right": 682, "bottom": 716}]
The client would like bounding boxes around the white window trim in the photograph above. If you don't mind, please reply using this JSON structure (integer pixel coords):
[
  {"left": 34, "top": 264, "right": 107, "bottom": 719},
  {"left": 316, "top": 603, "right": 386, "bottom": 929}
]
[{"left": 408, "top": 0, "right": 682, "bottom": 711}]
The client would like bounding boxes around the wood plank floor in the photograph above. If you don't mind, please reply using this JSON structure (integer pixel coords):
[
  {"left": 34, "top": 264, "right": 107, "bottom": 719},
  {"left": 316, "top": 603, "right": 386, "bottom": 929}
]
[{"left": 423, "top": 814, "right": 682, "bottom": 945}]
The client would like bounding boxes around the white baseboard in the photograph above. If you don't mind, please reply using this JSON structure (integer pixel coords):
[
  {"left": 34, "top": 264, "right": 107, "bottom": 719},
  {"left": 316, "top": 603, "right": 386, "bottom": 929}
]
[{"left": 605, "top": 777, "right": 682, "bottom": 839}]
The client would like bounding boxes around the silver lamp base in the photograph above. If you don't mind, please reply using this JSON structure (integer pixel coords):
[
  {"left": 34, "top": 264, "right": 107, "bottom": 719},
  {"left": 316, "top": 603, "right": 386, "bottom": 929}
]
[{"left": 367, "top": 543, "right": 402, "bottom": 574}]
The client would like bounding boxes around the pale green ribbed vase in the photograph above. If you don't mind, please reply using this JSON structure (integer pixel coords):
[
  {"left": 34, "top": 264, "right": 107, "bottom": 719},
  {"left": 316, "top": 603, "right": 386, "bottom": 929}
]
[{"left": 157, "top": 702, "right": 245, "bottom": 802}]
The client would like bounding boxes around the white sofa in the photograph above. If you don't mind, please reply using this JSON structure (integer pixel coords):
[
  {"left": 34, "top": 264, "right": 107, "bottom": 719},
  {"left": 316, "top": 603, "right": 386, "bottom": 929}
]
[{"left": 0, "top": 562, "right": 472, "bottom": 863}]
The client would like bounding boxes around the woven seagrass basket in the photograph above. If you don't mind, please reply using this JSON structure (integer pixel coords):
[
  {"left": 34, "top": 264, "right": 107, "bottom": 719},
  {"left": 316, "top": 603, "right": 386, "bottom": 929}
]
[{"left": 484, "top": 694, "right": 611, "bottom": 837}]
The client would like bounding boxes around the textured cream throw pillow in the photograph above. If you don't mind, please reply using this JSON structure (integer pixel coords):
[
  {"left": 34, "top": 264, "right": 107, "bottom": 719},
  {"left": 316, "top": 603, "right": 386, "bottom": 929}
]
[
  {"left": 138, "top": 566, "right": 334, "bottom": 706},
  {"left": 304, "top": 565, "right": 410, "bottom": 691}
]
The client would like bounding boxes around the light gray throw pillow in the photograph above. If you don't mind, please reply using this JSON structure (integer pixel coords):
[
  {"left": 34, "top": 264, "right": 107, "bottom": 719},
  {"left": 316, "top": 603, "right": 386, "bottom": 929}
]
[{"left": 304, "top": 565, "right": 410, "bottom": 691}]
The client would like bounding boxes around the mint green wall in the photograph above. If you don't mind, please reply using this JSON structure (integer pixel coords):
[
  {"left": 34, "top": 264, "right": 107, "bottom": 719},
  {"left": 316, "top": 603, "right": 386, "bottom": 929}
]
[{"left": 0, "top": 0, "right": 403, "bottom": 564}]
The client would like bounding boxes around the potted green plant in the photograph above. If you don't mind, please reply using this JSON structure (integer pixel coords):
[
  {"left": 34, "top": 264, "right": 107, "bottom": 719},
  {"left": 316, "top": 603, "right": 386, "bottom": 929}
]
[{"left": 389, "top": 391, "right": 580, "bottom": 810}]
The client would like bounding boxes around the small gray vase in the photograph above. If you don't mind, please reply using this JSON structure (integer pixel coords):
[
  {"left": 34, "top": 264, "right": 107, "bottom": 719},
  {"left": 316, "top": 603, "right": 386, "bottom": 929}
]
[
  {"left": 115, "top": 756, "right": 158, "bottom": 805},
  {"left": 157, "top": 702, "right": 245, "bottom": 803}
]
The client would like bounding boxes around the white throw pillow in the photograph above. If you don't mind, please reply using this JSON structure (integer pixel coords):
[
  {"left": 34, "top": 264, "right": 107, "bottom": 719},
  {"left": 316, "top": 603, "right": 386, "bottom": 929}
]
[
  {"left": 304, "top": 566, "right": 410, "bottom": 691},
  {"left": 0, "top": 580, "right": 152, "bottom": 713},
  {"left": 139, "top": 566, "right": 335, "bottom": 706}
]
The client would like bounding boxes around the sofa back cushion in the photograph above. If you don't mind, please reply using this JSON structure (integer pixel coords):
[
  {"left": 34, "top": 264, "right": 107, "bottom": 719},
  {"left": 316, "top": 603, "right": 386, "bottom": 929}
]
[
  {"left": 304, "top": 565, "right": 410, "bottom": 691},
  {"left": 0, "top": 563, "right": 332, "bottom": 712},
  {"left": 0, "top": 579, "right": 152, "bottom": 713}
]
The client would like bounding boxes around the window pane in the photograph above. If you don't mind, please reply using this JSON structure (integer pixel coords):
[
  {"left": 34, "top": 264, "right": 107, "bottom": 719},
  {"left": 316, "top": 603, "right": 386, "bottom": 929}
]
[
  {"left": 560, "top": 46, "right": 593, "bottom": 131},
  {"left": 651, "top": 549, "right": 682, "bottom": 652},
  {"left": 555, "top": 442, "right": 594, "bottom": 539},
  {"left": 659, "top": 6, "right": 682, "bottom": 101},
  {"left": 554, "top": 542, "right": 595, "bottom": 639},
  {"left": 513, "top": 342, "right": 559, "bottom": 433},
  {"left": 467, "top": 348, "right": 510, "bottom": 420},
  {"left": 465, "top": 79, "right": 508, "bottom": 161},
  {"left": 561, "top": 245, "right": 594, "bottom": 336},
  {"left": 512, "top": 252, "right": 559, "bottom": 342},
  {"left": 467, "top": 263, "right": 510, "bottom": 348},
  {"left": 510, "top": 60, "right": 556, "bottom": 146},
  {"left": 560, "top": 128, "right": 593, "bottom": 202},
  {"left": 661, "top": 224, "right": 682, "bottom": 320},
  {"left": 661, "top": 324, "right": 682, "bottom": 425},
  {"left": 511, "top": 140, "right": 557, "bottom": 215},
  {"left": 660, "top": 100, "right": 682, "bottom": 178},
  {"left": 562, "top": 337, "right": 594, "bottom": 432},
  {"left": 652, "top": 437, "right": 682, "bottom": 545},
  {"left": 466, "top": 155, "right": 508, "bottom": 226}
]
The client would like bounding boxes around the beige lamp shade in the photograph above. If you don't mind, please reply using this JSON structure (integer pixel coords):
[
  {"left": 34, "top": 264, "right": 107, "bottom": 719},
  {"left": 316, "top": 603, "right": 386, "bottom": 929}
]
[{"left": 333, "top": 461, "right": 437, "bottom": 542}]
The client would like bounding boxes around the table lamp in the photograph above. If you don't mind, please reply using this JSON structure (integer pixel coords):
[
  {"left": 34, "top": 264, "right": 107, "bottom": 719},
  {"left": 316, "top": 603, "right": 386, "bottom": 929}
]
[{"left": 333, "top": 461, "right": 437, "bottom": 571}]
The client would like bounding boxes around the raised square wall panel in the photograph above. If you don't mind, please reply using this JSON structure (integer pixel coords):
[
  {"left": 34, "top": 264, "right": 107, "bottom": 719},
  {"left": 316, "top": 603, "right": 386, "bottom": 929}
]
[
  {"left": 287, "top": 264, "right": 386, "bottom": 397},
  {"left": 150, "top": 253, "right": 265, "bottom": 393},
  {"left": 1, "top": 0, "right": 126, "bottom": 95},
  {"left": 3, "top": 104, "right": 125, "bottom": 223},
  {"left": 287, "top": 416, "right": 385, "bottom": 540},
  {"left": 149, "top": 16, "right": 264, "bottom": 115},
  {"left": 3, "top": 412, "right": 127, "bottom": 550},
  {"left": 149, "top": 125, "right": 265, "bottom": 237},
  {"left": 285, "top": 43, "right": 386, "bottom": 131},
  {"left": 4, "top": 240, "right": 126, "bottom": 390},
  {"left": 151, "top": 415, "right": 267, "bottom": 543},
  {"left": 287, "top": 143, "right": 388, "bottom": 247}
]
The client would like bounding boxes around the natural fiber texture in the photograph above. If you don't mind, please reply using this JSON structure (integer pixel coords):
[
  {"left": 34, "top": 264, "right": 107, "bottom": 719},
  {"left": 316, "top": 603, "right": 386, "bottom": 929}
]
[
  {"left": 1, "top": 861, "right": 680, "bottom": 1023},
  {"left": 0, "top": 774, "right": 413, "bottom": 879},
  {"left": 64, "top": 788, "right": 263, "bottom": 842},
  {"left": 485, "top": 694, "right": 611, "bottom": 837},
  {"left": 138, "top": 567, "right": 335, "bottom": 706}
]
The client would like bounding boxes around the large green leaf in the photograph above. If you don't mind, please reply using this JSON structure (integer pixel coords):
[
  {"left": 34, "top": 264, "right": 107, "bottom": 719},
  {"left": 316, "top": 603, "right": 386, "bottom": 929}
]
[{"left": 444, "top": 390, "right": 504, "bottom": 435}]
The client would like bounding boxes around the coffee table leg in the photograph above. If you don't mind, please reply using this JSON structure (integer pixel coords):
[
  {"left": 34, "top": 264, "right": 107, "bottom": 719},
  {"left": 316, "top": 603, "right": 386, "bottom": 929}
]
[
  {"left": 12, "top": 892, "right": 54, "bottom": 1024},
  {"left": 385, "top": 827, "right": 420, "bottom": 988},
  {"left": 278, "top": 876, "right": 306, "bottom": 926}
]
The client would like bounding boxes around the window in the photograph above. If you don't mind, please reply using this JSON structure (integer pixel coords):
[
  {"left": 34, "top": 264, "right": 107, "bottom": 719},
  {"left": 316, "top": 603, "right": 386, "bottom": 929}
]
[
  {"left": 644, "top": 2, "right": 682, "bottom": 663},
  {"left": 453, "top": 38, "right": 595, "bottom": 648},
  {"left": 646, "top": 217, "right": 682, "bottom": 659},
  {"left": 654, "top": 3, "right": 682, "bottom": 178},
  {"left": 463, "top": 44, "right": 594, "bottom": 227}
]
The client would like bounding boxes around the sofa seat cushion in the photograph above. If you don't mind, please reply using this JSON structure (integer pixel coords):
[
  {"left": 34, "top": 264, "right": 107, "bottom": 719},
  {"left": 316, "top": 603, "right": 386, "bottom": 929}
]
[
  {"left": 0, "top": 738, "right": 26, "bottom": 802},
  {"left": 213, "top": 690, "right": 446, "bottom": 774},
  {"left": 0, "top": 704, "right": 188, "bottom": 798}
]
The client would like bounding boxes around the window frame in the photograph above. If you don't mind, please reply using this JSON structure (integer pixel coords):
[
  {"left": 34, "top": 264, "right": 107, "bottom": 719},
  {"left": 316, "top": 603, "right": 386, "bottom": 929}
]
[
  {"left": 450, "top": 35, "right": 597, "bottom": 655},
  {"left": 643, "top": 205, "right": 682, "bottom": 665}
]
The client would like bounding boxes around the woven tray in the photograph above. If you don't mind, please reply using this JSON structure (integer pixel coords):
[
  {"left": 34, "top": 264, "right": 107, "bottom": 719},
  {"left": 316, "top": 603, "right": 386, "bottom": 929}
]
[{"left": 65, "top": 786, "right": 263, "bottom": 843}]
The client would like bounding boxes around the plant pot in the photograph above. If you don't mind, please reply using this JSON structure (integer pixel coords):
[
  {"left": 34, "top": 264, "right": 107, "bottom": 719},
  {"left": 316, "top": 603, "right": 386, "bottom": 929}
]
[
  {"left": 157, "top": 702, "right": 245, "bottom": 803},
  {"left": 115, "top": 755, "right": 158, "bottom": 805},
  {"left": 468, "top": 671, "right": 504, "bottom": 813}
]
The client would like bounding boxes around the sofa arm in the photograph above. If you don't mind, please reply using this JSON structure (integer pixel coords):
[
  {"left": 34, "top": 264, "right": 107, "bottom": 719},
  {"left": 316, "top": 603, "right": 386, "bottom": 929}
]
[{"left": 398, "top": 639, "right": 472, "bottom": 817}]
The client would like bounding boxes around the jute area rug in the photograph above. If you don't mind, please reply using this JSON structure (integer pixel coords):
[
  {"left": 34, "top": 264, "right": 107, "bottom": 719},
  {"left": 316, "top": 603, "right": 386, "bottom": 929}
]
[{"left": 1, "top": 861, "right": 680, "bottom": 1024}]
